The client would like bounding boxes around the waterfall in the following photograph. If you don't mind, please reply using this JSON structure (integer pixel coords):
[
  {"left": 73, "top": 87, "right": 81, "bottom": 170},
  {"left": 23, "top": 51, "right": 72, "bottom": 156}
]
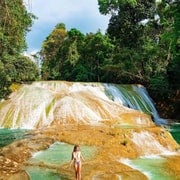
[
  {"left": 0, "top": 81, "right": 164, "bottom": 129},
  {"left": 104, "top": 84, "right": 167, "bottom": 125},
  {"left": 0, "top": 85, "right": 55, "bottom": 129}
]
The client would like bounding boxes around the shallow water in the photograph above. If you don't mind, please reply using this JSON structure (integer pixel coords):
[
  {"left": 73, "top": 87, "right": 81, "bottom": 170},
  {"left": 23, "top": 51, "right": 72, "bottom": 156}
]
[
  {"left": 168, "top": 123, "right": 180, "bottom": 144},
  {"left": 25, "top": 167, "right": 68, "bottom": 180},
  {"left": 120, "top": 156, "right": 174, "bottom": 180},
  {"left": 0, "top": 128, "right": 29, "bottom": 147},
  {"left": 28, "top": 142, "right": 96, "bottom": 165},
  {"left": 25, "top": 142, "right": 96, "bottom": 179}
]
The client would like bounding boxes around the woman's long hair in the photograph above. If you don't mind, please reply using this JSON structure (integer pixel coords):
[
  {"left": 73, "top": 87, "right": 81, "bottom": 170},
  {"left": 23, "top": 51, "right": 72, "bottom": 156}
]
[{"left": 73, "top": 145, "right": 80, "bottom": 152}]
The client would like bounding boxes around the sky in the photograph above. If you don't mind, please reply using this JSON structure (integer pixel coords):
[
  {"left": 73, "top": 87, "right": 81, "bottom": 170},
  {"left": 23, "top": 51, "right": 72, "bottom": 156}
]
[{"left": 23, "top": 0, "right": 110, "bottom": 55}]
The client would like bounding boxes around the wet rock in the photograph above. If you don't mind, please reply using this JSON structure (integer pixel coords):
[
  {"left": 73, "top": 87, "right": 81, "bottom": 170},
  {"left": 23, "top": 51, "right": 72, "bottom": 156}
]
[{"left": 7, "top": 171, "right": 30, "bottom": 180}]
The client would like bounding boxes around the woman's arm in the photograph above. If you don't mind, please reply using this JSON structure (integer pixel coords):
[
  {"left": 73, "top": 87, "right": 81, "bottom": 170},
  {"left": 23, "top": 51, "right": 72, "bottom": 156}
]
[
  {"left": 80, "top": 152, "right": 85, "bottom": 161},
  {"left": 70, "top": 153, "right": 74, "bottom": 167}
]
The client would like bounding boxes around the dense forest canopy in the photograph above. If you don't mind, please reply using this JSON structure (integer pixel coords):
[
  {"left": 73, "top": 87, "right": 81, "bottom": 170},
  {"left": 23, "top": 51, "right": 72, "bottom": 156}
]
[
  {"left": 0, "top": 0, "right": 179, "bottom": 119},
  {"left": 40, "top": 1, "right": 179, "bottom": 88},
  {"left": 0, "top": 0, "right": 39, "bottom": 98}
]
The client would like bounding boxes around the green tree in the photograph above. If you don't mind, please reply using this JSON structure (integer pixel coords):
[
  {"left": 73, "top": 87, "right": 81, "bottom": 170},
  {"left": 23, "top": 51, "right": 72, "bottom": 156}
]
[
  {"left": 0, "top": 60, "right": 11, "bottom": 98},
  {"left": 12, "top": 55, "right": 39, "bottom": 82},
  {"left": 57, "top": 28, "right": 85, "bottom": 80},
  {"left": 40, "top": 25, "right": 114, "bottom": 82},
  {"left": 98, "top": 0, "right": 154, "bottom": 47},
  {"left": 157, "top": 0, "right": 180, "bottom": 90},
  {"left": 0, "top": 0, "right": 36, "bottom": 99},
  {"left": 98, "top": 0, "right": 160, "bottom": 85},
  {"left": 81, "top": 31, "right": 114, "bottom": 82},
  {"left": 41, "top": 23, "right": 67, "bottom": 80},
  {"left": 0, "top": 0, "right": 35, "bottom": 55}
]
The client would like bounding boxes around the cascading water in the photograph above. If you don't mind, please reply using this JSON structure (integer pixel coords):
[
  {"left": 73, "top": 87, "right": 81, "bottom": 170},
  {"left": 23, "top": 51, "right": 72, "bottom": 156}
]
[
  {"left": 0, "top": 81, "right": 156, "bottom": 129},
  {"left": 0, "top": 81, "right": 167, "bottom": 129},
  {"left": 104, "top": 84, "right": 167, "bottom": 125},
  {"left": 0, "top": 85, "right": 55, "bottom": 129},
  {"left": 131, "top": 131, "right": 174, "bottom": 155}
]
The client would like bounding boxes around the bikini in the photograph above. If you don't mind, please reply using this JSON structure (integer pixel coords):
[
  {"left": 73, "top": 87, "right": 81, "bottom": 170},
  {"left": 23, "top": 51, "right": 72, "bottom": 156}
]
[
  {"left": 73, "top": 152, "right": 81, "bottom": 165},
  {"left": 75, "top": 160, "right": 80, "bottom": 165}
]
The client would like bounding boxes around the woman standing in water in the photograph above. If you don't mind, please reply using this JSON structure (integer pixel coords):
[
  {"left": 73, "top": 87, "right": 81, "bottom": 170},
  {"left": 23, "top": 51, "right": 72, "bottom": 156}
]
[{"left": 70, "top": 145, "right": 85, "bottom": 180}]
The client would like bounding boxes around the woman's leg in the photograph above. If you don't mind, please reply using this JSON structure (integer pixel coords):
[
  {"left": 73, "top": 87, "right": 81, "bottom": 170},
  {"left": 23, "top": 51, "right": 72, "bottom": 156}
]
[
  {"left": 74, "top": 163, "right": 78, "bottom": 180},
  {"left": 77, "top": 163, "right": 82, "bottom": 180}
]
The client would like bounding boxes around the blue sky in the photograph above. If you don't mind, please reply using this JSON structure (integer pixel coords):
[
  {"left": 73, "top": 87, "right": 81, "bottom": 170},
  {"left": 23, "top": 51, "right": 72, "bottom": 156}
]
[{"left": 23, "top": 0, "right": 109, "bottom": 54}]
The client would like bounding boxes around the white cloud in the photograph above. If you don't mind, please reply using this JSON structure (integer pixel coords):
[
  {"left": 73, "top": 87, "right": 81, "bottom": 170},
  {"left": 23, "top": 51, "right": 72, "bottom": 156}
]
[
  {"left": 24, "top": 0, "right": 109, "bottom": 53},
  {"left": 26, "top": 0, "right": 101, "bottom": 23}
]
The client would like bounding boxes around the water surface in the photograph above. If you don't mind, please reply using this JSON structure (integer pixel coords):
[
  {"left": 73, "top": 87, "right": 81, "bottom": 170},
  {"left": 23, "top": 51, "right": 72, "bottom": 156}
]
[
  {"left": 25, "top": 142, "right": 96, "bottom": 180},
  {"left": 120, "top": 156, "right": 175, "bottom": 180},
  {"left": 168, "top": 123, "right": 180, "bottom": 144},
  {"left": 0, "top": 128, "right": 29, "bottom": 147}
]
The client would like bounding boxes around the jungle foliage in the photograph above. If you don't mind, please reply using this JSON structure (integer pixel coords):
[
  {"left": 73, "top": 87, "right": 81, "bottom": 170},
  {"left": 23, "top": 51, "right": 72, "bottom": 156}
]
[
  {"left": 41, "top": 24, "right": 114, "bottom": 82},
  {"left": 0, "top": 0, "right": 39, "bottom": 99},
  {"left": 97, "top": 0, "right": 179, "bottom": 94},
  {"left": 41, "top": 0, "right": 179, "bottom": 96}
]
